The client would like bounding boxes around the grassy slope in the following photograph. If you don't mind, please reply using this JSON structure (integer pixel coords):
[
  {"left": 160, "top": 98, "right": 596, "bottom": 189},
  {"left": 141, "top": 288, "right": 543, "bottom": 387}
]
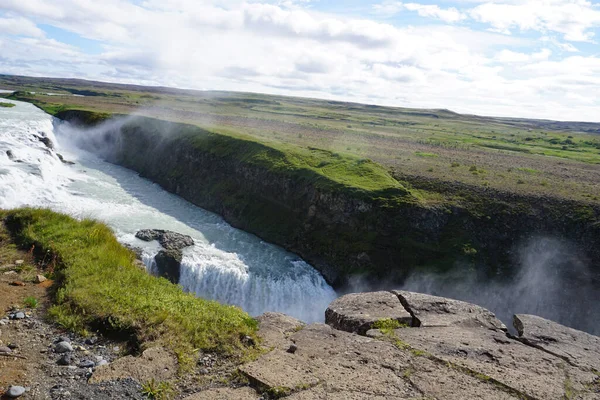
[
  {"left": 2, "top": 208, "right": 258, "bottom": 365},
  {"left": 3, "top": 75, "right": 599, "bottom": 204},
  {"left": 116, "top": 115, "right": 408, "bottom": 196}
]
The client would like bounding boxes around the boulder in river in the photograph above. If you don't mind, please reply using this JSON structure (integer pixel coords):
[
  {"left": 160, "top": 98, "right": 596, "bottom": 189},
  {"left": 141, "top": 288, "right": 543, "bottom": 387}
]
[
  {"left": 135, "top": 229, "right": 194, "bottom": 284},
  {"left": 35, "top": 134, "right": 54, "bottom": 150},
  {"left": 135, "top": 229, "right": 194, "bottom": 251},
  {"left": 56, "top": 153, "right": 75, "bottom": 165},
  {"left": 154, "top": 249, "right": 182, "bottom": 284}
]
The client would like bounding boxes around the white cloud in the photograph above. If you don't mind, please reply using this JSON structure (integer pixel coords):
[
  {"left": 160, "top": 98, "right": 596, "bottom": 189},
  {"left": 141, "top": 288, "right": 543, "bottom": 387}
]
[
  {"left": 373, "top": 1, "right": 466, "bottom": 23},
  {"left": 404, "top": 3, "right": 466, "bottom": 23},
  {"left": 470, "top": 0, "right": 600, "bottom": 42},
  {"left": 0, "top": 16, "right": 44, "bottom": 37},
  {"left": 0, "top": 0, "right": 599, "bottom": 121},
  {"left": 494, "top": 48, "right": 552, "bottom": 63}
]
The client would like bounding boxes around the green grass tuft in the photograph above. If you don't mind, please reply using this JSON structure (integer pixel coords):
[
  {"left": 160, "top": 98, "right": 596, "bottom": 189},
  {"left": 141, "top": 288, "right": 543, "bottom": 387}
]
[
  {"left": 3, "top": 208, "right": 258, "bottom": 365},
  {"left": 0, "top": 102, "right": 15, "bottom": 108},
  {"left": 372, "top": 318, "right": 407, "bottom": 334},
  {"left": 141, "top": 379, "right": 174, "bottom": 400},
  {"left": 23, "top": 296, "right": 39, "bottom": 308}
]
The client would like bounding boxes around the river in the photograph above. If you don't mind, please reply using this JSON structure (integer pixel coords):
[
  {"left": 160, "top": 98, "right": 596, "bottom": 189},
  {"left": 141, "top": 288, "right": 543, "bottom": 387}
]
[{"left": 0, "top": 99, "right": 337, "bottom": 323}]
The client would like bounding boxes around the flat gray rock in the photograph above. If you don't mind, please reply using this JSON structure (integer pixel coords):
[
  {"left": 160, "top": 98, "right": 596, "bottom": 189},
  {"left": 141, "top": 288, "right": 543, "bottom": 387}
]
[
  {"left": 388, "top": 325, "right": 598, "bottom": 400},
  {"left": 325, "top": 291, "right": 412, "bottom": 334},
  {"left": 256, "top": 312, "right": 305, "bottom": 350},
  {"left": 243, "top": 322, "right": 520, "bottom": 399},
  {"left": 392, "top": 290, "right": 506, "bottom": 330},
  {"left": 514, "top": 314, "right": 600, "bottom": 371}
]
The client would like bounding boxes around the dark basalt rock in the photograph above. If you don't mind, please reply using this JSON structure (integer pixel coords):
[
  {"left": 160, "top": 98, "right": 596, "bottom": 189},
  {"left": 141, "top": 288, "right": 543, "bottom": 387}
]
[
  {"left": 135, "top": 229, "right": 194, "bottom": 284},
  {"left": 135, "top": 229, "right": 194, "bottom": 251},
  {"left": 57, "top": 153, "right": 75, "bottom": 165},
  {"left": 154, "top": 249, "right": 183, "bottom": 284},
  {"left": 35, "top": 134, "right": 54, "bottom": 150}
]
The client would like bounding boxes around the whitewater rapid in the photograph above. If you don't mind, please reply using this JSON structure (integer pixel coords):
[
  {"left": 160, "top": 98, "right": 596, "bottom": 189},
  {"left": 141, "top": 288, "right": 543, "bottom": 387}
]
[{"left": 0, "top": 99, "right": 337, "bottom": 322}]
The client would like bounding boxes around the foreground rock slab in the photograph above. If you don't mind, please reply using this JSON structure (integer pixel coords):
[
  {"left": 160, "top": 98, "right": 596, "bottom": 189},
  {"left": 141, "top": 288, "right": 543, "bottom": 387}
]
[
  {"left": 392, "top": 290, "right": 506, "bottom": 330},
  {"left": 383, "top": 323, "right": 598, "bottom": 399},
  {"left": 242, "top": 313, "right": 523, "bottom": 399},
  {"left": 325, "top": 291, "right": 412, "bottom": 334},
  {"left": 514, "top": 314, "right": 600, "bottom": 371}
]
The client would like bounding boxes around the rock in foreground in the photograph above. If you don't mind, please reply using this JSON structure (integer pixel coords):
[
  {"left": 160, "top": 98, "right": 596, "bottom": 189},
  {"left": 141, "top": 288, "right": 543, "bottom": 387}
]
[
  {"left": 514, "top": 313, "right": 600, "bottom": 371},
  {"left": 325, "top": 291, "right": 412, "bottom": 334},
  {"left": 234, "top": 291, "right": 600, "bottom": 400}
]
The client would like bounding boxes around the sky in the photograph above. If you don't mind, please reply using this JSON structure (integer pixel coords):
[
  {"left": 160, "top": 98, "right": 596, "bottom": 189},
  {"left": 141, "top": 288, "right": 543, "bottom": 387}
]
[{"left": 1, "top": 0, "right": 600, "bottom": 121}]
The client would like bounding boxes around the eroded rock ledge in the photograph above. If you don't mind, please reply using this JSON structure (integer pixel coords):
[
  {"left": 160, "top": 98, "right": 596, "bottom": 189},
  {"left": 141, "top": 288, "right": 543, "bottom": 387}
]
[{"left": 228, "top": 291, "right": 600, "bottom": 400}]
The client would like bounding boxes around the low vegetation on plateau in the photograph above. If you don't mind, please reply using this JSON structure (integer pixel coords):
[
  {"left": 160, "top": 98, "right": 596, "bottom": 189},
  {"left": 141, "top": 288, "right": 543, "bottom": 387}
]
[
  {"left": 4, "top": 74, "right": 600, "bottom": 204},
  {"left": 2, "top": 208, "right": 258, "bottom": 365}
]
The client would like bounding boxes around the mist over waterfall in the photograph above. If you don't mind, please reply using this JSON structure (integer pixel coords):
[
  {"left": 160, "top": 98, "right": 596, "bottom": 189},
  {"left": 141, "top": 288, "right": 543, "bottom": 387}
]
[
  {"left": 401, "top": 236, "right": 600, "bottom": 335},
  {"left": 0, "top": 99, "right": 336, "bottom": 323}
]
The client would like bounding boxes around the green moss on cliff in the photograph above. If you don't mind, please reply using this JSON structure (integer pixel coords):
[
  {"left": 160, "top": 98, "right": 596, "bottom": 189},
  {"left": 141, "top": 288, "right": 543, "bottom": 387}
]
[
  {"left": 120, "top": 116, "right": 411, "bottom": 199},
  {"left": 3, "top": 208, "right": 258, "bottom": 364}
]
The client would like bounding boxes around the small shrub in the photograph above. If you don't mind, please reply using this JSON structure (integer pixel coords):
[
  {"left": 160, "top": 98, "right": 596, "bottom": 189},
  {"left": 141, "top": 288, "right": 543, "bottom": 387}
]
[
  {"left": 451, "top": 162, "right": 460, "bottom": 168},
  {"left": 24, "top": 296, "right": 38, "bottom": 308},
  {"left": 469, "top": 165, "right": 477, "bottom": 172},
  {"left": 142, "top": 379, "right": 174, "bottom": 400},
  {"left": 517, "top": 179, "right": 525, "bottom": 184},
  {"left": 264, "top": 386, "right": 292, "bottom": 399}
]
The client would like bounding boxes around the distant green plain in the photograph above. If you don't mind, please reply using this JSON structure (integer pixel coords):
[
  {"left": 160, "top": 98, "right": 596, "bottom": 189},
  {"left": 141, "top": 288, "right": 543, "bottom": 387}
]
[{"left": 2, "top": 74, "right": 599, "bottom": 204}]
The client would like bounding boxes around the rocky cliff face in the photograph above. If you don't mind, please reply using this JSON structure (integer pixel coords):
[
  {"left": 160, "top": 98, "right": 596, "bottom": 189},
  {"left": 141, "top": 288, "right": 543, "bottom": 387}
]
[{"left": 55, "top": 111, "right": 600, "bottom": 291}]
